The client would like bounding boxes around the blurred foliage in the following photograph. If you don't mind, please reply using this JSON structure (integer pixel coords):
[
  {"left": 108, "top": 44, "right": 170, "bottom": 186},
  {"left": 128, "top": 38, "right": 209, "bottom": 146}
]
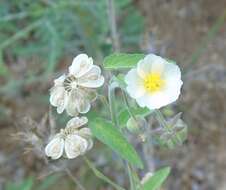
[
  {"left": 5, "top": 175, "right": 61, "bottom": 190},
  {"left": 0, "top": 0, "right": 144, "bottom": 77},
  {"left": 0, "top": 0, "right": 108, "bottom": 75}
]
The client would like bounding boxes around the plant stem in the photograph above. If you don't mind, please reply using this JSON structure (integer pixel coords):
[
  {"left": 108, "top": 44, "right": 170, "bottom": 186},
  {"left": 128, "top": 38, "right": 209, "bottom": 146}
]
[
  {"left": 65, "top": 168, "right": 86, "bottom": 190},
  {"left": 108, "top": 81, "right": 119, "bottom": 128},
  {"left": 107, "top": 0, "right": 120, "bottom": 52},
  {"left": 122, "top": 90, "right": 137, "bottom": 122},
  {"left": 107, "top": 1, "right": 140, "bottom": 188},
  {"left": 98, "top": 94, "right": 110, "bottom": 113},
  {"left": 154, "top": 110, "right": 169, "bottom": 131},
  {"left": 121, "top": 90, "right": 141, "bottom": 189},
  {"left": 127, "top": 163, "right": 136, "bottom": 190},
  {"left": 142, "top": 116, "right": 155, "bottom": 172},
  {"left": 83, "top": 156, "right": 126, "bottom": 190},
  {"left": 127, "top": 163, "right": 141, "bottom": 190}
]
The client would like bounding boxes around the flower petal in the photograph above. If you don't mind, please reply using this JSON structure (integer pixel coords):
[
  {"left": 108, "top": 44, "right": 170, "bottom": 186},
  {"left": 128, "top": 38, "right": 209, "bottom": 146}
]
[
  {"left": 136, "top": 92, "right": 172, "bottom": 109},
  {"left": 54, "top": 74, "right": 66, "bottom": 86},
  {"left": 77, "top": 97, "right": 91, "bottom": 114},
  {"left": 65, "top": 91, "right": 79, "bottom": 116},
  {"left": 162, "top": 78, "right": 183, "bottom": 103},
  {"left": 69, "top": 54, "right": 93, "bottom": 78},
  {"left": 163, "top": 63, "right": 182, "bottom": 81},
  {"left": 50, "top": 86, "right": 67, "bottom": 114},
  {"left": 66, "top": 117, "right": 88, "bottom": 129},
  {"left": 86, "top": 138, "right": 93, "bottom": 151},
  {"left": 45, "top": 135, "right": 64, "bottom": 160},
  {"left": 137, "top": 54, "right": 165, "bottom": 78},
  {"left": 125, "top": 68, "right": 145, "bottom": 98},
  {"left": 64, "top": 134, "right": 88, "bottom": 159},
  {"left": 79, "top": 127, "right": 92, "bottom": 137},
  {"left": 77, "top": 65, "right": 104, "bottom": 88},
  {"left": 66, "top": 89, "right": 91, "bottom": 115}
]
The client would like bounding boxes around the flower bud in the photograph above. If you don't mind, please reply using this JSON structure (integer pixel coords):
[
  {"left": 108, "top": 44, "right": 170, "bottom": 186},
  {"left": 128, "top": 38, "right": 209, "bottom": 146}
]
[{"left": 126, "top": 116, "right": 147, "bottom": 134}]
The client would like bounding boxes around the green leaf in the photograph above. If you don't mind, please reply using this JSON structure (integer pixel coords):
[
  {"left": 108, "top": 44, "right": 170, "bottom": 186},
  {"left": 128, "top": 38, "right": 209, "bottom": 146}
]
[
  {"left": 103, "top": 53, "right": 145, "bottom": 70},
  {"left": 89, "top": 118, "right": 143, "bottom": 168},
  {"left": 139, "top": 167, "right": 171, "bottom": 190}
]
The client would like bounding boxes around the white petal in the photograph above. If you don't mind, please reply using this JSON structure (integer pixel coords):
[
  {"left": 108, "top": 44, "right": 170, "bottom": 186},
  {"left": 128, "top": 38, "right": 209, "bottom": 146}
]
[
  {"left": 162, "top": 78, "right": 183, "bottom": 103},
  {"left": 65, "top": 91, "right": 79, "bottom": 116},
  {"left": 69, "top": 54, "right": 93, "bottom": 78},
  {"left": 79, "top": 127, "right": 92, "bottom": 137},
  {"left": 161, "top": 63, "right": 183, "bottom": 103},
  {"left": 77, "top": 97, "right": 91, "bottom": 113},
  {"left": 163, "top": 63, "right": 182, "bottom": 81},
  {"left": 86, "top": 138, "right": 93, "bottom": 151},
  {"left": 136, "top": 92, "right": 170, "bottom": 110},
  {"left": 125, "top": 68, "right": 145, "bottom": 98},
  {"left": 50, "top": 86, "right": 67, "bottom": 114},
  {"left": 65, "top": 134, "right": 88, "bottom": 159},
  {"left": 77, "top": 65, "right": 104, "bottom": 88},
  {"left": 77, "top": 89, "right": 92, "bottom": 113},
  {"left": 135, "top": 96, "right": 147, "bottom": 108},
  {"left": 137, "top": 54, "right": 165, "bottom": 78},
  {"left": 54, "top": 74, "right": 66, "bottom": 86},
  {"left": 66, "top": 117, "right": 88, "bottom": 129},
  {"left": 45, "top": 135, "right": 64, "bottom": 160}
]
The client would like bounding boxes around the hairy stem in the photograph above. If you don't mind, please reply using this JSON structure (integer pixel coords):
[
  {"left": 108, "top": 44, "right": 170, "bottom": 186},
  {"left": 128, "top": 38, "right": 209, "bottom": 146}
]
[
  {"left": 65, "top": 168, "right": 86, "bottom": 190},
  {"left": 108, "top": 81, "right": 119, "bottom": 128},
  {"left": 83, "top": 156, "right": 125, "bottom": 190},
  {"left": 107, "top": 0, "right": 120, "bottom": 52}
]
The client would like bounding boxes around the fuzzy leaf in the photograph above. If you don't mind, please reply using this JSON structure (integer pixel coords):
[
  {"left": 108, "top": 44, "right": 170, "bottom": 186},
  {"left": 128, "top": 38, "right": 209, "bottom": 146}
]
[
  {"left": 103, "top": 53, "right": 145, "bottom": 70},
  {"left": 89, "top": 118, "right": 143, "bottom": 168}
]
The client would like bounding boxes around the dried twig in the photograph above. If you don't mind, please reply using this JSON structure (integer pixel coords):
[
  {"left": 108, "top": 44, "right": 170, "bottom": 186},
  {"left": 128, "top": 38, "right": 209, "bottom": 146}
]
[{"left": 107, "top": 0, "right": 120, "bottom": 52}]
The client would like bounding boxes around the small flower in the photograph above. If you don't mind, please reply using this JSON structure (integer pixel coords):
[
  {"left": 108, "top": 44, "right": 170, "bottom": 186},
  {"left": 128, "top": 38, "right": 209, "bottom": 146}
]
[
  {"left": 45, "top": 117, "right": 93, "bottom": 160},
  {"left": 125, "top": 54, "right": 183, "bottom": 109},
  {"left": 50, "top": 54, "right": 104, "bottom": 116}
]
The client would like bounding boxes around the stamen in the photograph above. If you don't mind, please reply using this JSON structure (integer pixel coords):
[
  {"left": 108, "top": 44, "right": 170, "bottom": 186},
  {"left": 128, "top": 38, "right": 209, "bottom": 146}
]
[{"left": 144, "top": 73, "right": 165, "bottom": 93}]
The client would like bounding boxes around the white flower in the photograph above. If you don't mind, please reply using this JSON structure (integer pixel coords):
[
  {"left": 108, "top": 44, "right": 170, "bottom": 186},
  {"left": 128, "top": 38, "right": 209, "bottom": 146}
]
[
  {"left": 50, "top": 54, "right": 104, "bottom": 116},
  {"left": 45, "top": 117, "right": 93, "bottom": 160},
  {"left": 125, "top": 54, "right": 183, "bottom": 109}
]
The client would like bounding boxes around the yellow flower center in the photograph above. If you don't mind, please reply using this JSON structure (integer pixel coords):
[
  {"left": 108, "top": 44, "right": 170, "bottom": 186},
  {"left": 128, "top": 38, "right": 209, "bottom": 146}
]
[{"left": 144, "top": 72, "right": 165, "bottom": 93}]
